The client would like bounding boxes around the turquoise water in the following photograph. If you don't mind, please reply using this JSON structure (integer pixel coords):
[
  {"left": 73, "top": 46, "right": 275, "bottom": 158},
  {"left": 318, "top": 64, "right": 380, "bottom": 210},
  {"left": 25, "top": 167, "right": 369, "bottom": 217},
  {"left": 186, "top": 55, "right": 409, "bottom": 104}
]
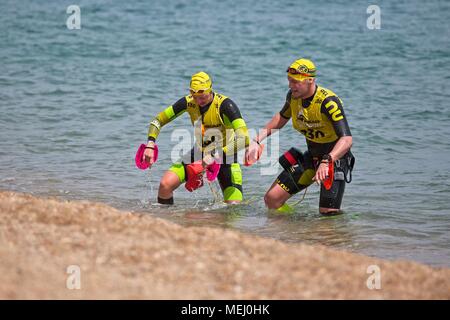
[{"left": 1, "top": 0, "right": 449, "bottom": 267}]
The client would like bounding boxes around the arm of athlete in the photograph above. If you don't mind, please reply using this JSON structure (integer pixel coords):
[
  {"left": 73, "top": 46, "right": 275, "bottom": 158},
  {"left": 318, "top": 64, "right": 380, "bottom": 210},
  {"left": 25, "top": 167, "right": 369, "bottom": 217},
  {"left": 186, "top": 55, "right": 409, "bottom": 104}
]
[
  {"left": 245, "top": 91, "right": 291, "bottom": 163},
  {"left": 221, "top": 100, "right": 250, "bottom": 154},
  {"left": 314, "top": 97, "right": 353, "bottom": 183},
  {"left": 202, "top": 98, "right": 250, "bottom": 165},
  {"left": 144, "top": 97, "right": 188, "bottom": 164}
]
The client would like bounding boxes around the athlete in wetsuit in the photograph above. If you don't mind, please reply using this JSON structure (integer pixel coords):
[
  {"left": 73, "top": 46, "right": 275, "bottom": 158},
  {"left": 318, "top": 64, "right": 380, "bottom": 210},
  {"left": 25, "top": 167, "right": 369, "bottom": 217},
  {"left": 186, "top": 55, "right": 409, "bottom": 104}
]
[
  {"left": 246, "top": 58, "right": 354, "bottom": 214},
  {"left": 144, "top": 72, "right": 250, "bottom": 205}
]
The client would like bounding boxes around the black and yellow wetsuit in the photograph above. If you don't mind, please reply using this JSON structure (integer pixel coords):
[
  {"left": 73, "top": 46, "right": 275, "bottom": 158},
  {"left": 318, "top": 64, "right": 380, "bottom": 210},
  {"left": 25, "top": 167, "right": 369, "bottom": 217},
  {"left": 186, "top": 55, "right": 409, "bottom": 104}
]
[
  {"left": 277, "top": 85, "right": 354, "bottom": 209},
  {"left": 148, "top": 92, "right": 250, "bottom": 201}
]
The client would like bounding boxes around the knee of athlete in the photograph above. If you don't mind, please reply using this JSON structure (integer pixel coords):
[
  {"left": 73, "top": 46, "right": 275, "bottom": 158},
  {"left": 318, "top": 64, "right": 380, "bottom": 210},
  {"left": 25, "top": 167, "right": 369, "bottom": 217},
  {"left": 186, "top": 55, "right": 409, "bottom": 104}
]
[
  {"left": 264, "top": 193, "right": 282, "bottom": 209},
  {"left": 159, "top": 177, "right": 176, "bottom": 193}
]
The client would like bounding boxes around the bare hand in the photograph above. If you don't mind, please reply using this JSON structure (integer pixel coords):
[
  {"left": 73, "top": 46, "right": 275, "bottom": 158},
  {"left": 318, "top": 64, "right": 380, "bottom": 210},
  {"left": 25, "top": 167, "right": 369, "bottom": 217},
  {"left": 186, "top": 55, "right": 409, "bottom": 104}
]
[
  {"left": 313, "top": 162, "right": 329, "bottom": 185},
  {"left": 143, "top": 144, "right": 155, "bottom": 165},
  {"left": 245, "top": 141, "right": 262, "bottom": 164}
]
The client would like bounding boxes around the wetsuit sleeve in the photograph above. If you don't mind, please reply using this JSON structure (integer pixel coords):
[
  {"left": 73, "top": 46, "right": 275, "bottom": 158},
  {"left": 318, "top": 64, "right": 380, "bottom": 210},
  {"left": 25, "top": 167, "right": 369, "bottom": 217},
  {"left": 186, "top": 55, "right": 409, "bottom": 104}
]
[
  {"left": 279, "top": 90, "right": 292, "bottom": 119},
  {"left": 147, "top": 97, "right": 188, "bottom": 141},
  {"left": 321, "top": 96, "right": 352, "bottom": 137},
  {"left": 219, "top": 98, "right": 250, "bottom": 156}
]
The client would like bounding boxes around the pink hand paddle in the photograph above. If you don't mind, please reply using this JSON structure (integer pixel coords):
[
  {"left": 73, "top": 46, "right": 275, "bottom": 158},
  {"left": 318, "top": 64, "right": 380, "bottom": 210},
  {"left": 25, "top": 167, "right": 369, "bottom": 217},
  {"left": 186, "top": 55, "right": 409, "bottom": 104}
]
[
  {"left": 206, "top": 161, "right": 220, "bottom": 181},
  {"left": 135, "top": 143, "right": 159, "bottom": 170}
]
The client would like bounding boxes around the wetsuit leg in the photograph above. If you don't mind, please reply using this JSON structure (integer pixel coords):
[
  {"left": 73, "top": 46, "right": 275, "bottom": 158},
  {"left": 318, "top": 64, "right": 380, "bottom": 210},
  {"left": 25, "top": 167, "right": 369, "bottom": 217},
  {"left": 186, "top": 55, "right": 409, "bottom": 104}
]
[
  {"left": 217, "top": 163, "right": 243, "bottom": 201},
  {"left": 276, "top": 150, "right": 316, "bottom": 195},
  {"left": 168, "top": 163, "right": 186, "bottom": 183},
  {"left": 319, "top": 157, "right": 348, "bottom": 209},
  {"left": 168, "top": 146, "right": 199, "bottom": 183}
]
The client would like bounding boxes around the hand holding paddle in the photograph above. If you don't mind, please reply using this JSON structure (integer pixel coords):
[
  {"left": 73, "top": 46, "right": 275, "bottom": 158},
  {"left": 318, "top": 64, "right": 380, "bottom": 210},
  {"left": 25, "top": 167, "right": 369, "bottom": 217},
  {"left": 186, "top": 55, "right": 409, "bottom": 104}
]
[
  {"left": 313, "top": 160, "right": 334, "bottom": 190},
  {"left": 135, "top": 143, "right": 159, "bottom": 170},
  {"left": 143, "top": 143, "right": 157, "bottom": 165}
]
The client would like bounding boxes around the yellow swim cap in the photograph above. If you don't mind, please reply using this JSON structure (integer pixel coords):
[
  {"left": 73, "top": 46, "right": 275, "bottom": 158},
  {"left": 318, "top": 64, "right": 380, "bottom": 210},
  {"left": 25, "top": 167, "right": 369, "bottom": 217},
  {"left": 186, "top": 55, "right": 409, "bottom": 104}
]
[
  {"left": 287, "top": 58, "right": 316, "bottom": 81},
  {"left": 190, "top": 71, "right": 212, "bottom": 94}
]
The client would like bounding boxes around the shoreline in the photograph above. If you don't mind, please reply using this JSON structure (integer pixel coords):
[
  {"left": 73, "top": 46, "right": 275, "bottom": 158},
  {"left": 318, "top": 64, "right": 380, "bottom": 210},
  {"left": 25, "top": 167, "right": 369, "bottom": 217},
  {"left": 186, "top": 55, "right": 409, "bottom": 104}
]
[{"left": 0, "top": 190, "right": 449, "bottom": 299}]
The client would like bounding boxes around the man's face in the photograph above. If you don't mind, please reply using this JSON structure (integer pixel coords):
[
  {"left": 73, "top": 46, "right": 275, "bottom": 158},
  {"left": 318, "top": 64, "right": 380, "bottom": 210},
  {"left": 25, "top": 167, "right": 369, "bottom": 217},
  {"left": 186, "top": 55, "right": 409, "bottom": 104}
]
[
  {"left": 288, "top": 77, "right": 313, "bottom": 98},
  {"left": 192, "top": 92, "right": 213, "bottom": 106}
]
